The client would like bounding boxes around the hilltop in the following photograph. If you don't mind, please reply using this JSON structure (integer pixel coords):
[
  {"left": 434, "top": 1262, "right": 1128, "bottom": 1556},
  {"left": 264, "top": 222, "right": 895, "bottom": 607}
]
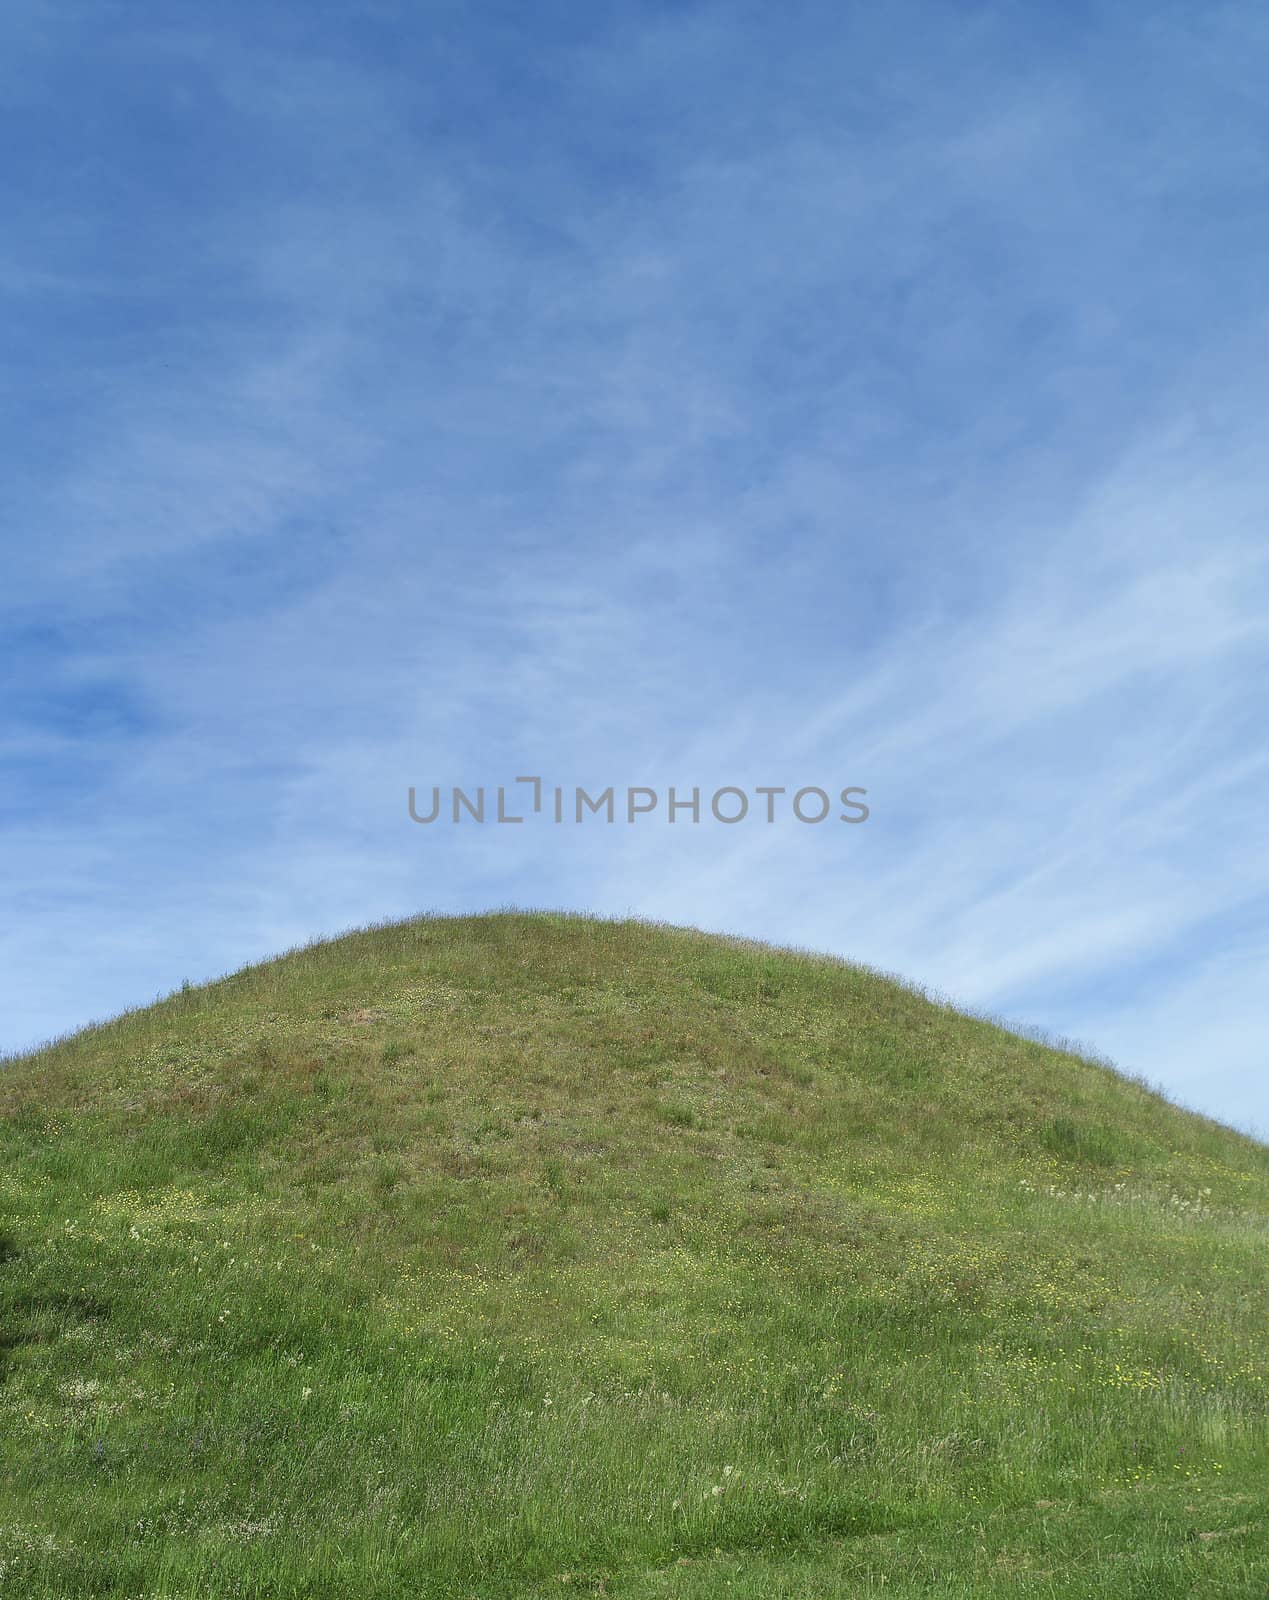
[{"left": 1, "top": 912, "right": 1265, "bottom": 1597}]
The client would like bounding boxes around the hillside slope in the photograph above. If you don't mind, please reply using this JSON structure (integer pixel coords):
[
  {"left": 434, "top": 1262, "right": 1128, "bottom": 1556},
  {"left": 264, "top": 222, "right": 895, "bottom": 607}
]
[{"left": 1, "top": 912, "right": 1266, "bottom": 1598}]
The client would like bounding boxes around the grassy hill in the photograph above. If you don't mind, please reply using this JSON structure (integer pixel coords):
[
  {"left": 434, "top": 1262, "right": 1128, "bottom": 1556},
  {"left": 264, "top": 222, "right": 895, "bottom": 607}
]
[{"left": 1, "top": 911, "right": 1266, "bottom": 1598}]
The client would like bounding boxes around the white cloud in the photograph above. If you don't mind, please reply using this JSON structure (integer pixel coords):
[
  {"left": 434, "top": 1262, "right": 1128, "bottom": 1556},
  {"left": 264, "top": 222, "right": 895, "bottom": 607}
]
[{"left": 3, "top": 1, "right": 1267, "bottom": 1142}]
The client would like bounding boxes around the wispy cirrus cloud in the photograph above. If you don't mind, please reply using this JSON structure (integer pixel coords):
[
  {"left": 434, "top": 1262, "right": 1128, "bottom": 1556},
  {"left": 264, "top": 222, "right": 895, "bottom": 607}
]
[{"left": 2, "top": 1, "right": 1267, "bottom": 1133}]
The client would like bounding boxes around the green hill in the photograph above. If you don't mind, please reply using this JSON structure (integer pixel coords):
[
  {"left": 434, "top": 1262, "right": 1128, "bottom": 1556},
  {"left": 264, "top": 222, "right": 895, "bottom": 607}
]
[{"left": 1, "top": 912, "right": 1266, "bottom": 1598}]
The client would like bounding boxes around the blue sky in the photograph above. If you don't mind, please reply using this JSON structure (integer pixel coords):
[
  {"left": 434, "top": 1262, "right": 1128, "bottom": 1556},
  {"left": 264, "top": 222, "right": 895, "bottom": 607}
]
[{"left": 2, "top": 1, "right": 1267, "bottom": 1133}]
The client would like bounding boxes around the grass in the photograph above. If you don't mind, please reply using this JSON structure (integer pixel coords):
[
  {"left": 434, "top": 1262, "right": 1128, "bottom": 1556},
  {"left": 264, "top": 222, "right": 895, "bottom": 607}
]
[{"left": 0, "top": 909, "right": 1265, "bottom": 1597}]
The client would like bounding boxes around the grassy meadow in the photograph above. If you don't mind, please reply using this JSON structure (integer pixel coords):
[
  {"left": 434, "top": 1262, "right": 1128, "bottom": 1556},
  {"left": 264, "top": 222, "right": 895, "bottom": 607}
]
[{"left": 0, "top": 911, "right": 1266, "bottom": 1596}]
